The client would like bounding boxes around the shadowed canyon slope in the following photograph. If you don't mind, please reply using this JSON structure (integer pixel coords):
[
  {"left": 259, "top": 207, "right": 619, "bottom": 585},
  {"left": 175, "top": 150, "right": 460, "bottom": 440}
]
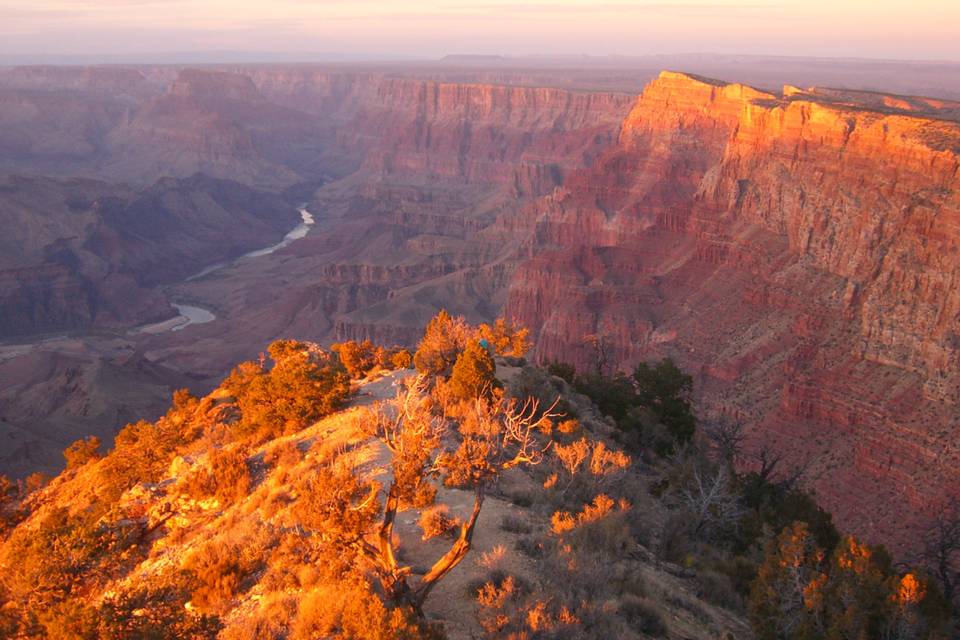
[{"left": 0, "top": 65, "right": 957, "bottom": 556}]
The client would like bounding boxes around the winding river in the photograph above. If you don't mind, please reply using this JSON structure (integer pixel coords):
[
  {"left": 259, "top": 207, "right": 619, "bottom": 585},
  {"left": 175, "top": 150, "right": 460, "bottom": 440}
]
[{"left": 137, "top": 205, "right": 314, "bottom": 334}]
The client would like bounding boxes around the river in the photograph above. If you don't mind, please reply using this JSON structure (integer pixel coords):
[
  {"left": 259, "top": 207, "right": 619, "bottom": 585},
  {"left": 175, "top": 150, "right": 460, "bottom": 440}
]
[{"left": 137, "top": 205, "right": 314, "bottom": 334}]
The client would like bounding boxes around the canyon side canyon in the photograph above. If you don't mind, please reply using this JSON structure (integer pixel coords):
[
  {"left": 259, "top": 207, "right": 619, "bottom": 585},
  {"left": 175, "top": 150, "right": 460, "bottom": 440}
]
[{"left": 0, "top": 62, "right": 957, "bottom": 557}]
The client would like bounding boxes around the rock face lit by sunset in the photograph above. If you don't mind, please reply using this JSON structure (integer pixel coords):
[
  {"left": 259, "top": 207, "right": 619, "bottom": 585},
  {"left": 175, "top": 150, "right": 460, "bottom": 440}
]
[{"left": 0, "top": 1, "right": 957, "bottom": 639}]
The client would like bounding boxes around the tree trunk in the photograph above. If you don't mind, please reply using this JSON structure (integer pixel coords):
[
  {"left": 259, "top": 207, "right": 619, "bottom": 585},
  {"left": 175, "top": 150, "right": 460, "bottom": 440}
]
[
  {"left": 413, "top": 485, "right": 485, "bottom": 607},
  {"left": 379, "top": 485, "right": 400, "bottom": 574}
]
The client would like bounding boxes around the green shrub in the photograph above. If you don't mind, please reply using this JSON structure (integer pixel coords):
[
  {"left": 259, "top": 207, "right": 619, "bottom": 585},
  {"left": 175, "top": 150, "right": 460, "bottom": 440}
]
[
  {"left": 225, "top": 340, "right": 350, "bottom": 440},
  {"left": 448, "top": 340, "right": 499, "bottom": 401}
]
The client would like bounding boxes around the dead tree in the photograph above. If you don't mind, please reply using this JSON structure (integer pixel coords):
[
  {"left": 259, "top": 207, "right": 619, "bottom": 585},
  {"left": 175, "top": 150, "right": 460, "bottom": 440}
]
[
  {"left": 682, "top": 466, "right": 744, "bottom": 539},
  {"left": 703, "top": 418, "right": 746, "bottom": 470},
  {"left": 583, "top": 333, "right": 611, "bottom": 378},
  {"left": 916, "top": 497, "right": 960, "bottom": 607},
  {"left": 359, "top": 378, "right": 558, "bottom": 613}
]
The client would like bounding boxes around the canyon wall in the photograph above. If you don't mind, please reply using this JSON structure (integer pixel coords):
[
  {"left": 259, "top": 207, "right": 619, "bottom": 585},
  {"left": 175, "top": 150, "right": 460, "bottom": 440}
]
[
  {"left": 505, "top": 71, "right": 960, "bottom": 554},
  {"left": 0, "top": 174, "right": 298, "bottom": 337}
]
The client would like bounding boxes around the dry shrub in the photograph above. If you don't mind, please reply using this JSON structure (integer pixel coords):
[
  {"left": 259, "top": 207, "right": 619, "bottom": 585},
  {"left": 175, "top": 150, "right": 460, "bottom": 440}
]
[
  {"left": 618, "top": 594, "right": 668, "bottom": 637},
  {"left": 97, "top": 584, "right": 222, "bottom": 638},
  {"left": 551, "top": 494, "right": 619, "bottom": 535},
  {"left": 290, "top": 577, "right": 432, "bottom": 640},
  {"left": 657, "top": 510, "right": 697, "bottom": 564},
  {"left": 589, "top": 441, "right": 630, "bottom": 476},
  {"left": 419, "top": 505, "right": 459, "bottom": 540},
  {"left": 476, "top": 545, "right": 507, "bottom": 572},
  {"left": 547, "top": 438, "right": 632, "bottom": 511},
  {"left": 184, "top": 447, "right": 251, "bottom": 504},
  {"left": 567, "top": 511, "right": 634, "bottom": 557},
  {"left": 259, "top": 533, "right": 311, "bottom": 592},
  {"left": 182, "top": 541, "right": 260, "bottom": 613},
  {"left": 474, "top": 574, "right": 580, "bottom": 639},
  {"left": 506, "top": 366, "right": 575, "bottom": 423},
  {"left": 219, "top": 594, "right": 297, "bottom": 640},
  {"left": 551, "top": 511, "right": 577, "bottom": 535},
  {"left": 515, "top": 535, "right": 546, "bottom": 559},
  {"left": 693, "top": 569, "right": 743, "bottom": 611},
  {"left": 557, "top": 419, "right": 581, "bottom": 435},
  {"left": 500, "top": 514, "right": 532, "bottom": 535},
  {"left": 265, "top": 440, "right": 302, "bottom": 469},
  {"left": 555, "top": 438, "right": 590, "bottom": 476}
]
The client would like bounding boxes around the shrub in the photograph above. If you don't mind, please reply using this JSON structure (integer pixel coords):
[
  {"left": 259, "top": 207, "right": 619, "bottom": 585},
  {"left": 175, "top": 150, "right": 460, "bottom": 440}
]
[
  {"left": 390, "top": 349, "right": 413, "bottom": 370},
  {"left": 476, "top": 318, "right": 531, "bottom": 357},
  {"left": 23, "top": 471, "right": 49, "bottom": 495},
  {"left": 182, "top": 542, "right": 259, "bottom": 613},
  {"left": 694, "top": 569, "right": 743, "bottom": 611},
  {"left": 448, "top": 340, "right": 499, "bottom": 401},
  {"left": 507, "top": 365, "right": 576, "bottom": 422},
  {"left": 290, "top": 576, "right": 432, "bottom": 640},
  {"left": 226, "top": 340, "right": 350, "bottom": 440},
  {"left": 413, "top": 310, "right": 470, "bottom": 377},
  {"left": 632, "top": 358, "right": 695, "bottom": 451},
  {"left": 99, "top": 418, "right": 185, "bottom": 500},
  {"left": 265, "top": 440, "right": 302, "bottom": 469},
  {"left": 515, "top": 536, "right": 545, "bottom": 559},
  {"left": 574, "top": 372, "right": 636, "bottom": 423},
  {"left": 63, "top": 436, "right": 101, "bottom": 470},
  {"left": 501, "top": 515, "right": 532, "bottom": 535},
  {"left": 546, "top": 360, "right": 576, "bottom": 384},
  {"left": 2, "top": 506, "right": 141, "bottom": 607},
  {"left": 574, "top": 358, "right": 697, "bottom": 456},
  {"left": 0, "top": 475, "right": 20, "bottom": 535},
  {"left": 619, "top": 595, "right": 668, "bottom": 637},
  {"left": 184, "top": 448, "right": 251, "bottom": 504},
  {"left": 657, "top": 511, "right": 697, "bottom": 564},
  {"left": 419, "top": 505, "right": 458, "bottom": 540},
  {"left": 331, "top": 339, "right": 378, "bottom": 379},
  {"left": 98, "top": 585, "right": 221, "bottom": 638}
]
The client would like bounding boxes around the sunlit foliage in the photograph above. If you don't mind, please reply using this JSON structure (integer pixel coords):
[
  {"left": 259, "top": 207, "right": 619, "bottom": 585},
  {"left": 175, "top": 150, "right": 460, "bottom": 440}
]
[
  {"left": 448, "top": 339, "right": 499, "bottom": 401},
  {"left": 225, "top": 340, "right": 350, "bottom": 440},
  {"left": 63, "top": 436, "right": 101, "bottom": 470}
]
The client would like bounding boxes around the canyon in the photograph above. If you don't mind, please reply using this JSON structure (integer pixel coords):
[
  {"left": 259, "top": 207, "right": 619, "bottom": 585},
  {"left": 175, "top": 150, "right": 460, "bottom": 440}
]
[{"left": 0, "top": 62, "right": 957, "bottom": 557}]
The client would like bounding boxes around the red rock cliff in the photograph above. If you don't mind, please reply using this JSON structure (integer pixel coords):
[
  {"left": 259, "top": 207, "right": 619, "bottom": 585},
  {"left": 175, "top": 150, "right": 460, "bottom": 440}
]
[{"left": 506, "top": 71, "right": 960, "bottom": 554}]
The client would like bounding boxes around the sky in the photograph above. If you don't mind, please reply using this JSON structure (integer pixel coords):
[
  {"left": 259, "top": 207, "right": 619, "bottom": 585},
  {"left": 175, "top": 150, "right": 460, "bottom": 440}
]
[{"left": 1, "top": 0, "right": 959, "bottom": 62}]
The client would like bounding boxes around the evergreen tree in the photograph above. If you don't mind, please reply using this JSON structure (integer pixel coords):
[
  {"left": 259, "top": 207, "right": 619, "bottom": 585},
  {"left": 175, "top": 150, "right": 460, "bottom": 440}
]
[
  {"left": 413, "top": 310, "right": 469, "bottom": 378},
  {"left": 632, "top": 358, "right": 696, "bottom": 449},
  {"left": 448, "top": 340, "right": 499, "bottom": 401}
]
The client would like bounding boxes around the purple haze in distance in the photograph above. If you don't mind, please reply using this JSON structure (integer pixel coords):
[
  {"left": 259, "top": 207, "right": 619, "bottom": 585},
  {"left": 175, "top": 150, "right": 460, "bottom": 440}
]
[{"left": 0, "top": 0, "right": 958, "bottom": 63}]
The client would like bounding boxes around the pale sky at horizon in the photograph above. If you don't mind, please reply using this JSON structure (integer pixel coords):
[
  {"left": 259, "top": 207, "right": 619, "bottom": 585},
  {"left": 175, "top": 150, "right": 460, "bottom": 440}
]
[{"left": 1, "top": 0, "right": 958, "bottom": 62}]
